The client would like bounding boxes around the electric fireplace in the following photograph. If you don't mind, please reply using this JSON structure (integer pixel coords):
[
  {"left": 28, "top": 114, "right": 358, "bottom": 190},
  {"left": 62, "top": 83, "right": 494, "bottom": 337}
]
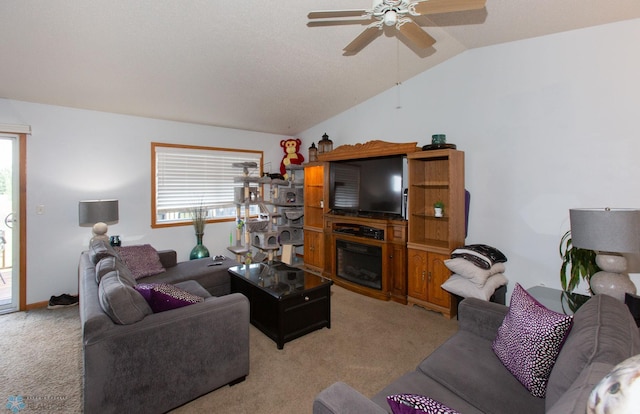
[{"left": 336, "top": 239, "right": 382, "bottom": 290}]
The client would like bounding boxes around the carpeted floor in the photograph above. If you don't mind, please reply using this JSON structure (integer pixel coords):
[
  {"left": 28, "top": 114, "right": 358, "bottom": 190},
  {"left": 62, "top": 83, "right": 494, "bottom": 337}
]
[
  {"left": 0, "top": 304, "right": 82, "bottom": 413},
  {"left": 0, "top": 285, "right": 458, "bottom": 413}
]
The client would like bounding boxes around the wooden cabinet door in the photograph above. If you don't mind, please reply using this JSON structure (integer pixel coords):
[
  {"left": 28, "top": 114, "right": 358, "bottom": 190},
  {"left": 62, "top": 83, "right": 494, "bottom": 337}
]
[
  {"left": 304, "top": 230, "right": 323, "bottom": 270},
  {"left": 427, "top": 252, "right": 452, "bottom": 308},
  {"left": 389, "top": 243, "right": 407, "bottom": 301},
  {"left": 407, "top": 249, "right": 428, "bottom": 301}
]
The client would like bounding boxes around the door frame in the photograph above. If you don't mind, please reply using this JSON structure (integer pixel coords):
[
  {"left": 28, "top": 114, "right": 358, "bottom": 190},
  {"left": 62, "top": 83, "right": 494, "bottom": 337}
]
[
  {"left": 1, "top": 126, "right": 28, "bottom": 311},
  {"left": 17, "top": 133, "right": 26, "bottom": 311}
]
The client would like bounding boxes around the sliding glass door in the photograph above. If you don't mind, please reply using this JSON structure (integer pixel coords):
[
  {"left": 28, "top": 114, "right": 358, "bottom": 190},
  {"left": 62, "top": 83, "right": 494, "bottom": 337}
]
[{"left": 0, "top": 134, "right": 19, "bottom": 313}]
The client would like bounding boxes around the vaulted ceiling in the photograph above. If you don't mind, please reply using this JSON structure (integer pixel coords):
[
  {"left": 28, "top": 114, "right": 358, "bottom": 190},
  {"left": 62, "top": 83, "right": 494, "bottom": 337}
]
[{"left": 1, "top": 1, "right": 639, "bottom": 136}]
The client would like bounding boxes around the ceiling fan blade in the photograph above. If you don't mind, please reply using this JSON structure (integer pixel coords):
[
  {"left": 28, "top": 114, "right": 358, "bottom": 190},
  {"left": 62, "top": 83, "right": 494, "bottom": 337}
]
[
  {"left": 413, "top": 0, "right": 486, "bottom": 15},
  {"left": 308, "top": 18, "right": 374, "bottom": 27},
  {"left": 343, "top": 26, "right": 381, "bottom": 55},
  {"left": 398, "top": 20, "right": 436, "bottom": 49},
  {"left": 308, "top": 10, "right": 368, "bottom": 19}
]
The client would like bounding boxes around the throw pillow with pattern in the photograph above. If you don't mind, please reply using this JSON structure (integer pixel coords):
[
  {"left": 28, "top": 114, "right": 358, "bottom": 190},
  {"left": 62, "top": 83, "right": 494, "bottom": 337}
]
[
  {"left": 115, "top": 244, "right": 165, "bottom": 279},
  {"left": 387, "top": 394, "right": 461, "bottom": 414},
  {"left": 492, "top": 283, "right": 573, "bottom": 397},
  {"left": 135, "top": 283, "right": 204, "bottom": 313}
]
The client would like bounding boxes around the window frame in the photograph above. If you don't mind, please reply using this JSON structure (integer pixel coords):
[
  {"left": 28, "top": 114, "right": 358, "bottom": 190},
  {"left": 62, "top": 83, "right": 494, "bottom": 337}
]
[{"left": 151, "top": 142, "right": 263, "bottom": 228}]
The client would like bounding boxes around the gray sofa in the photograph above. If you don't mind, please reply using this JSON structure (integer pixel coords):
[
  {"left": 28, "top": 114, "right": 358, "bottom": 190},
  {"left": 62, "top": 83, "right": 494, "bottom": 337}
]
[
  {"left": 79, "top": 240, "right": 249, "bottom": 414},
  {"left": 314, "top": 294, "right": 640, "bottom": 414}
]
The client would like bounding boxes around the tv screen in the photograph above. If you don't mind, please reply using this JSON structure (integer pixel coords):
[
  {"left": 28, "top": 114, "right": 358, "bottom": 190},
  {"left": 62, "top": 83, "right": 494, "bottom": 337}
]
[{"left": 329, "top": 155, "right": 404, "bottom": 217}]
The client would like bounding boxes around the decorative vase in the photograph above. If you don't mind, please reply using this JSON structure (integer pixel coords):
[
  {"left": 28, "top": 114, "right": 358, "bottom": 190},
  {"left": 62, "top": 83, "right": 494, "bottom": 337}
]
[
  {"left": 190, "top": 233, "right": 210, "bottom": 260},
  {"left": 434, "top": 207, "right": 443, "bottom": 218}
]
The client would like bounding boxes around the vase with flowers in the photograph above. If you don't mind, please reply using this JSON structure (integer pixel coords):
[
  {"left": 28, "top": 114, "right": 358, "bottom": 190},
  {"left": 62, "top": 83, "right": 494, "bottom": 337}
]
[{"left": 189, "top": 204, "right": 210, "bottom": 260}]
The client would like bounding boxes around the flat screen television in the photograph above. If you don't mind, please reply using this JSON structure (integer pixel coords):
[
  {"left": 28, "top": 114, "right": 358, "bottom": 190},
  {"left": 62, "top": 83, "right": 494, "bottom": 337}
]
[{"left": 329, "top": 155, "right": 405, "bottom": 218}]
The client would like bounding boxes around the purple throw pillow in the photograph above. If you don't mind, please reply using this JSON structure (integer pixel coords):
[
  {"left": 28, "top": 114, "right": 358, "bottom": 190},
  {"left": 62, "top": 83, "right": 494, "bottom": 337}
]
[
  {"left": 115, "top": 244, "right": 165, "bottom": 279},
  {"left": 492, "top": 283, "right": 573, "bottom": 397},
  {"left": 387, "top": 394, "right": 461, "bottom": 414},
  {"left": 134, "top": 283, "right": 204, "bottom": 313}
]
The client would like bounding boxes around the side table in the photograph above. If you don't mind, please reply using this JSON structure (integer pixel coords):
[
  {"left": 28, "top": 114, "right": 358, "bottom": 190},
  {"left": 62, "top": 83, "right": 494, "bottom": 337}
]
[
  {"left": 451, "top": 284, "right": 507, "bottom": 318},
  {"left": 527, "top": 286, "right": 589, "bottom": 315}
]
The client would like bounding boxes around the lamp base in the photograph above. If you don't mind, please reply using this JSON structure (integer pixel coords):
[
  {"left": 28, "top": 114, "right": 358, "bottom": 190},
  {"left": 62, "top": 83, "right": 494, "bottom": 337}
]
[
  {"left": 590, "top": 271, "right": 637, "bottom": 302},
  {"left": 590, "top": 253, "right": 637, "bottom": 301},
  {"left": 89, "top": 222, "right": 110, "bottom": 245}
]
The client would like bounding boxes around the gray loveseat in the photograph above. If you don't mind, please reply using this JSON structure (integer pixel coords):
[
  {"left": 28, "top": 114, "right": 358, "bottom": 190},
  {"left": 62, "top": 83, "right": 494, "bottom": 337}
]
[
  {"left": 79, "top": 240, "right": 249, "bottom": 414},
  {"left": 314, "top": 294, "right": 640, "bottom": 414}
]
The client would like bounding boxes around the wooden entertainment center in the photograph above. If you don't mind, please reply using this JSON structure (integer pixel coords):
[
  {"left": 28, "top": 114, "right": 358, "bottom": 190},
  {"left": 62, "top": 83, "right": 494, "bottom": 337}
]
[{"left": 303, "top": 140, "right": 465, "bottom": 318}]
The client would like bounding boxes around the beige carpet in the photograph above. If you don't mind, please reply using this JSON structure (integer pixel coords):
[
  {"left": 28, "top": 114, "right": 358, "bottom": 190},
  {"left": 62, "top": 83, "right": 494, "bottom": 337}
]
[
  {"left": 0, "top": 285, "right": 458, "bottom": 413},
  {"left": 0, "top": 304, "right": 83, "bottom": 413}
]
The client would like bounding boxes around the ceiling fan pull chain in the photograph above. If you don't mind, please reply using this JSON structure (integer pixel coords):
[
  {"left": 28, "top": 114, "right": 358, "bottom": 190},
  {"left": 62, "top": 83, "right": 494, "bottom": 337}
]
[{"left": 396, "top": 38, "right": 402, "bottom": 110}]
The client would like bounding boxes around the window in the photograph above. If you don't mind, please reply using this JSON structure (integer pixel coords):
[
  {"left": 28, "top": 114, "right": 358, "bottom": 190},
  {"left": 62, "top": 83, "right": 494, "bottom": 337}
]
[{"left": 152, "top": 143, "right": 263, "bottom": 228}]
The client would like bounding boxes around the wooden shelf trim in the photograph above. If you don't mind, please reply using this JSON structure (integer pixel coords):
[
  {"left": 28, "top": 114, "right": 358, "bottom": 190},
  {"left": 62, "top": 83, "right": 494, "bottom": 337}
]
[
  {"left": 317, "top": 140, "right": 419, "bottom": 161},
  {"left": 411, "top": 213, "right": 451, "bottom": 220},
  {"left": 412, "top": 181, "right": 450, "bottom": 188}
]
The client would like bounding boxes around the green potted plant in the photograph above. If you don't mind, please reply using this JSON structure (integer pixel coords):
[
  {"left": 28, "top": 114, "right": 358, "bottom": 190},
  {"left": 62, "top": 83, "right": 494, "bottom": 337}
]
[
  {"left": 433, "top": 201, "right": 444, "bottom": 217},
  {"left": 559, "top": 230, "right": 600, "bottom": 293}
]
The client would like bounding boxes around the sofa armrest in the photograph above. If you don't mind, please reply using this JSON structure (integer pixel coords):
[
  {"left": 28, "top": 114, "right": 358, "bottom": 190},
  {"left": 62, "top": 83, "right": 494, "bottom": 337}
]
[
  {"left": 313, "top": 382, "right": 388, "bottom": 414},
  {"left": 458, "top": 297, "right": 509, "bottom": 341},
  {"left": 83, "top": 293, "right": 250, "bottom": 413},
  {"left": 157, "top": 249, "right": 177, "bottom": 268}
]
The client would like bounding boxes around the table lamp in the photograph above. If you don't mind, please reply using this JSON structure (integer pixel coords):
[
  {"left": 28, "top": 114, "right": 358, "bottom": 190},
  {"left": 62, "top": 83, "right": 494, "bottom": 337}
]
[
  {"left": 569, "top": 208, "right": 640, "bottom": 301},
  {"left": 79, "top": 199, "right": 119, "bottom": 244}
]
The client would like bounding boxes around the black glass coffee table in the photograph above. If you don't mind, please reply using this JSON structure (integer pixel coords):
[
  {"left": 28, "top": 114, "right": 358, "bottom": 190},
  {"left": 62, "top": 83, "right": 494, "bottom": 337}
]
[{"left": 228, "top": 262, "right": 332, "bottom": 349}]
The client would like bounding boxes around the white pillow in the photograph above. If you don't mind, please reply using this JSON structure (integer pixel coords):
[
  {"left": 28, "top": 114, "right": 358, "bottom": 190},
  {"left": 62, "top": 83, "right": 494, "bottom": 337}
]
[
  {"left": 444, "top": 258, "right": 506, "bottom": 287},
  {"left": 441, "top": 273, "right": 508, "bottom": 300}
]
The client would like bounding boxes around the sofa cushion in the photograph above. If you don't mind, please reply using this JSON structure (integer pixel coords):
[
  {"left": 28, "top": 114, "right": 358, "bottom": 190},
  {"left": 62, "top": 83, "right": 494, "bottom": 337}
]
[
  {"left": 587, "top": 354, "right": 640, "bottom": 414},
  {"left": 387, "top": 394, "right": 461, "bottom": 414},
  {"left": 418, "top": 330, "right": 545, "bottom": 414},
  {"left": 492, "top": 283, "right": 573, "bottom": 398},
  {"left": 134, "top": 283, "right": 204, "bottom": 313},
  {"left": 88, "top": 239, "right": 119, "bottom": 264},
  {"left": 95, "top": 256, "right": 118, "bottom": 283},
  {"left": 98, "top": 270, "right": 152, "bottom": 324},
  {"left": 546, "top": 362, "right": 613, "bottom": 414},
  {"left": 145, "top": 256, "right": 235, "bottom": 296},
  {"left": 444, "top": 258, "right": 505, "bottom": 286},
  {"left": 173, "top": 280, "right": 213, "bottom": 298},
  {"left": 115, "top": 244, "right": 165, "bottom": 279},
  {"left": 545, "top": 294, "right": 640, "bottom": 410}
]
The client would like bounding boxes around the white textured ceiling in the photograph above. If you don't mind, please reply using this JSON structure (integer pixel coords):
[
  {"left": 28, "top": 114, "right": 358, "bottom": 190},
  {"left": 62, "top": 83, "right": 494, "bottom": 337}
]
[{"left": 1, "top": 0, "right": 639, "bottom": 136}]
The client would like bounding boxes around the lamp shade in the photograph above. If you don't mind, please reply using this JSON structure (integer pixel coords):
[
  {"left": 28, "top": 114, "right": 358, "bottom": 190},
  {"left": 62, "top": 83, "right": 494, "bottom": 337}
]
[
  {"left": 79, "top": 199, "right": 119, "bottom": 226},
  {"left": 569, "top": 208, "right": 640, "bottom": 253}
]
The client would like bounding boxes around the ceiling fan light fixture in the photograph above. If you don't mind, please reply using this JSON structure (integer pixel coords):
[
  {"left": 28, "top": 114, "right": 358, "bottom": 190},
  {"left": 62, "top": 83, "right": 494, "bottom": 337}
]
[
  {"left": 309, "top": 0, "right": 486, "bottom": 55},
  {"left": 383, "top": 10, "right": 398, "bottom": 26}
]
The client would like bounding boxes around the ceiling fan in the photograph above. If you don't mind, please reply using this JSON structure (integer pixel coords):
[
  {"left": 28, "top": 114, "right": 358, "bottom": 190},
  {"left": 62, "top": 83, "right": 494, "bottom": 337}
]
[{"left": 308, "top": 0, "right": 486, "bottom": 55}]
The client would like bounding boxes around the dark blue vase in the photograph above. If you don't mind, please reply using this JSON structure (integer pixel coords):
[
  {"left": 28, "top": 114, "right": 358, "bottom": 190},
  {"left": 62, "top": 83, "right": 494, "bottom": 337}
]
[{"left": 190, "top": 233, "right": 210, "bottom": 260}]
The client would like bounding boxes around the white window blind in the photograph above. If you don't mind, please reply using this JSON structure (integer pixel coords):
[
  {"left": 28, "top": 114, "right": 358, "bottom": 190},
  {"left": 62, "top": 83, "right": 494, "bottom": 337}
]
[{"left": 153, "top": 143, "right": 262, "bottom": 226}]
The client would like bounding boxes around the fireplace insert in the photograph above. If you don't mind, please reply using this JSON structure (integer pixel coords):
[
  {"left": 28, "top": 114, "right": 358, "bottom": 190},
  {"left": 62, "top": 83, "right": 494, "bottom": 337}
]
[{"left": 336, "top": 239, "right": 382, "bottom": 290}]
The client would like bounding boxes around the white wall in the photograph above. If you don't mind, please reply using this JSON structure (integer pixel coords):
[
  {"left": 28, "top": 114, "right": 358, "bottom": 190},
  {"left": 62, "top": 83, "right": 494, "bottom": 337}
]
[
  {"left": 0, "top": 99, "right": 287, "bottom": 304},
  {"left": 300, "top": 18, "right": 640, "bottom": 296},
  {"left": 4, "top": 18, "right": 640, "bottom": 305}
]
